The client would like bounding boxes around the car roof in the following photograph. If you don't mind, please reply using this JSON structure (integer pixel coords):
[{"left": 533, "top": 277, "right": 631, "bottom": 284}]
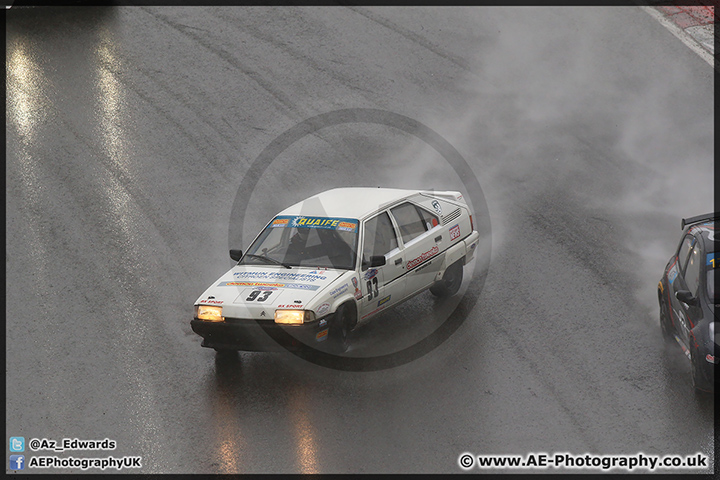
[{"left": 277, "top": 187, "right": 426, "bottom": 220}]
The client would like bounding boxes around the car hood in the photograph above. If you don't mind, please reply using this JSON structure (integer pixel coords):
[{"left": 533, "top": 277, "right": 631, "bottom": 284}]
[{"left": 195, "top": 265, "right": 348, "bottom": 319}]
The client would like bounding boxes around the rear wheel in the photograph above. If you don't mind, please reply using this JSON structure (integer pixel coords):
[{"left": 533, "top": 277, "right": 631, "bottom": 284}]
[{"left": 430, "top": 260, "right": 463, "bottom": 297}]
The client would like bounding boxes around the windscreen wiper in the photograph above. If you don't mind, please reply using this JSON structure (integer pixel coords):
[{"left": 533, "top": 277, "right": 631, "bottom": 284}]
[{"left": 243, "top": 254, "right": 292, "bottom": 269}]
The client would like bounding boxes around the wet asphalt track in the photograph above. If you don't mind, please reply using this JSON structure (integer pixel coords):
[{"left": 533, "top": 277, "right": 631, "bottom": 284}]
[{"left": 5, "top": 6, "right": 715, "bottom": 474}]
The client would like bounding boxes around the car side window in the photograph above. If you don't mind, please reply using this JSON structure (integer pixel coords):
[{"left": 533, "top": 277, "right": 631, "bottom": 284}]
[
  {"left": 390, "top": 202, "right": 431, "bottom": 244},
  {"left": 678, "top": 235, "right": 695, "bottom": 273},
  {"left": 684, "top": 243, "right": 702, "bottom": 296},
  {"left": 362, "top": 212, "right": 398, "bottom": 269},
  {"left": 416, "top": 205, "right": 440, "bottom": 231}
]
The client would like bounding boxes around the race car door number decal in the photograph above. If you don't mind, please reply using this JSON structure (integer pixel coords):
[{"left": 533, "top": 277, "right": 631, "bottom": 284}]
[
  {"left": 366, "top": 277, "right": 379, "bottom": 300},
  {"left": 245, "top": 290, "right": 275, "bottom": 302}
]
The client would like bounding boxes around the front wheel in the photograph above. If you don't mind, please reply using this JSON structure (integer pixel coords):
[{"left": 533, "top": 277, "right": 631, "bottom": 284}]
[
  {"left": 690, "top": 347, "right": 712, "bottom": 394},
  {"left": 430, "top": 260, "right": 463, "bottom": 297},
  {"left": 329, "top": 303, "right": 355, "bottom": 353},
  {"left": 214, "top": 348, "right": 239, "bottom": 362},
  {"left": 658, "top": 293, "right": 673, "bottom": 342}
]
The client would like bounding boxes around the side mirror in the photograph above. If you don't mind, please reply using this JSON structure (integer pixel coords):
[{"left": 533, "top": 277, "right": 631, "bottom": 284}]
[
  {"left": 229, "top": 249, "right": 243, "bottom": 261},
  {"left": 369, "top": 255, "right": 386, "bottom": 267},
  {"left": 675, "top": 290, "right": 699, "bottom": 307}
]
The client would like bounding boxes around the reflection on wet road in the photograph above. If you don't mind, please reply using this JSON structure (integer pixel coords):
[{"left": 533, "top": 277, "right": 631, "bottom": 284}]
[{"left": 6, "top": 6, "right": 713, "bottom": 474}]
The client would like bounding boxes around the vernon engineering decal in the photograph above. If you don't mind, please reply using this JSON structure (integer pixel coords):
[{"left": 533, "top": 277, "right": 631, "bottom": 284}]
[{"left": 407, "top": 246, "right": 439, "bottom": 270}]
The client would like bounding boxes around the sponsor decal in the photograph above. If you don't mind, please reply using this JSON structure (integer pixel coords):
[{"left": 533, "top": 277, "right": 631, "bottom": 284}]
[
  {"left": 308, "top": 270, "right": 327, "bottom": 275},
  {"left": 316, "top": 329, "right": 329, "bottom": 342},
  {"left": 432, "top": 200, "right": 443, "bottom": 214},
  {"left": 221, "top": 281, "right": 284, "bottom": 287},
  {"left": 449, "top": 224, "right": 461, "bottom": 241},
  {"left": 337, "top": 221, "right": 358, "bottom": 232},
  {"left": 218, "top": 281, "right": 320, "bottom": 291},
  {"left": 234, "top": 271, "right": 327, "bottom": 281},
  {"left": 351, "top": 277, "right": 359, "bottom": 288},
  {"left": 319, "top": 319, "right": 327, "bottom": 328},
  {"left": 354, "top": 288, "right": 363, "bottom": 300},
  {"left": 414, "top": 260, "right": 432, "bottom": 273},
  {"left": 361, "top": 304, "right": 388, "bottom": 319},
  {"left": 377, "top": 295, "right": 391, "bottom": 307},
  {"left": 270, "top": 215, "right": 359, "bottom": 232},
  {"left": 316, "top": 303, "right": 331, "bottom": 316},
  {"left": 200, "top": 299, "right": 223, "bottom": 304},
  {"left": 276, "top": 304, "right": 303, "bottom": 309},
  {"left": 242, "top": 289, "right": 276, "bottom": 302},
  {"left": 364, "top": 268, "right": 378, "bottom": 280},
  {"left": 329, "top": 283, "right": 349, "bottom": 298},
  {"left": 668, "top": 265, "right": 679, "bottom": 284},
  {"left": 406, "top": 245, "right": 439, "bottom": 270}
]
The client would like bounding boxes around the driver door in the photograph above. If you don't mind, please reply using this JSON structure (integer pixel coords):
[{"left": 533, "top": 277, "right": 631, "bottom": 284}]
[
  {"left": 670, "top": 236, "right": 701, "bottom": 346},
  {"left": 359, "top": 211, "right": 406, "bottom": 320}
]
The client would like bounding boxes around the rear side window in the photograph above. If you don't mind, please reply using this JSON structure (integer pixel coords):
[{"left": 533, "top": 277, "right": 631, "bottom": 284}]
[
  {"left": 391, "top": 202, "right": 435, "bottom": 244},
  {"left": 417, "top": 206, "right": 440, "bottom": 231},
  {"left": 678, "top": 235, "right": 695, "bottom": 272},
  {"left": 684, "top": 243, "right": 702, "bottom": 296}
]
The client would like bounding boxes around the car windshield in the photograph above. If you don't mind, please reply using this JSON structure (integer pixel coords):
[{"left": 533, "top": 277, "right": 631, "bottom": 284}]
[{"left": 240, "top": 215, "right": 359, "bottom": 270}]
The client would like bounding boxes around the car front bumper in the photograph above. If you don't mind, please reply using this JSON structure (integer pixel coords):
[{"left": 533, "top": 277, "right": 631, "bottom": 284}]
[{"left": 190, "top": 317, "right": 331, "bottom": 352}]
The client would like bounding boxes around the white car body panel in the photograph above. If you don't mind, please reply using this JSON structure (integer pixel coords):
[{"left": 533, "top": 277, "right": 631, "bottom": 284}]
[{"left": 192, "top": 187, "right": 482, "bottom": 349}]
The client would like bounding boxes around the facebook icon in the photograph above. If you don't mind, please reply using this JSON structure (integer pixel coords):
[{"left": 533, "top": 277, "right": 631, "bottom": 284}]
[{"left": 9, "top": 455, "right": 25, "bottom": 470}]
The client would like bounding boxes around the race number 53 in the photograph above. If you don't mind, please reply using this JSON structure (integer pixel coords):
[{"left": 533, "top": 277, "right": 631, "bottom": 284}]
[{"left": 366, "top": 277, "right": 379, "bottom": 300}]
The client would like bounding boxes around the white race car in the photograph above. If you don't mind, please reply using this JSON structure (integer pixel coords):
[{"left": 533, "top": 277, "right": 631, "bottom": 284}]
[{"left": 191, "top": 187, "right": 481, "bottom": 354}]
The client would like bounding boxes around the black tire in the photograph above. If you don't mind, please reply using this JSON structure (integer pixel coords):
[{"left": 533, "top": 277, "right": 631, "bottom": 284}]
[
  {"left": 430, "top": 260, "right": 464, "bottom": 297},
  {"left": 214, "top": 347, "right": 239, "bottom": 360},
  {"left": 690, "top": 346, "right": 712, "bottom": 394},
  {"left": 329, "top": 303, "right": 354, "bottom": 353},
  {"left": 658, "top": 293, "right": 674, "bottom": 342}
]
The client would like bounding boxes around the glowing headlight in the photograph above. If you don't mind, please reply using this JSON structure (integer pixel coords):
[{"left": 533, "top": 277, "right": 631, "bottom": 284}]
[
  {"left": 274, "top": 310, "right": 315, "bottom": 325},
  {"left": 196, "top": 305, "right": 223, "bottom": 322}
]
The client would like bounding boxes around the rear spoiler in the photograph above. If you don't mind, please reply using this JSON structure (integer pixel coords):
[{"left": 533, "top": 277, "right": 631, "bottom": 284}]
[
  {"left": 420, "top": 190, "right": 465, "bottom": 204},
  {"left": 681, "top": 213, "right": 718, "bottom": 230}
]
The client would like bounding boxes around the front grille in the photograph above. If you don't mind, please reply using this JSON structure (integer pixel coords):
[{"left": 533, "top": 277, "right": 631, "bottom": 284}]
[
  {"left": 224, "top": 317, "right": 272, "bottom": 324},
  {"left": 442, "top": 208, "right": 461, "bottom": 225}
]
